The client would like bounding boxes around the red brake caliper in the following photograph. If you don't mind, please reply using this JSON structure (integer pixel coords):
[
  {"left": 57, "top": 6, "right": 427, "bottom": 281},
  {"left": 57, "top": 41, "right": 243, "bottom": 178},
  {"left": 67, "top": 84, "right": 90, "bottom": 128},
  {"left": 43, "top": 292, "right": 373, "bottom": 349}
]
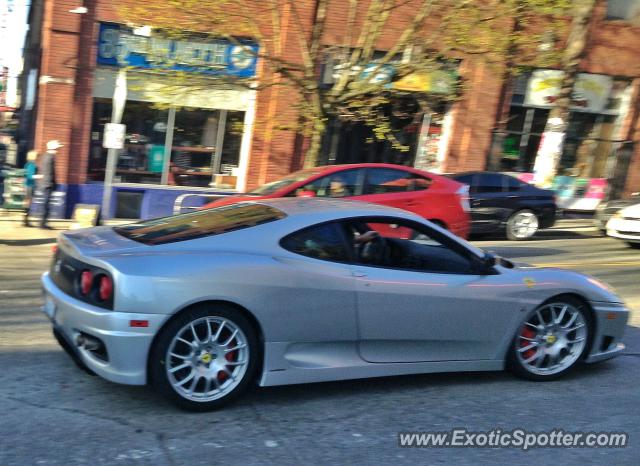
[
  {"left": 520, "top": 327, "right": 536, "bottom": 359},
  {"left": 217, "top": 346, "right": 237, "bottom": 383}
]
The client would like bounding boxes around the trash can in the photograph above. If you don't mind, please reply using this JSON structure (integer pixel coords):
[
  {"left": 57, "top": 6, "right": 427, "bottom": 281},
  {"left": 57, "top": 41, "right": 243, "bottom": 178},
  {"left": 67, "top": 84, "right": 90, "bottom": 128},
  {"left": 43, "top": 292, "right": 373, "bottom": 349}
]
[{"left": 1, "top": 168, "right": 26, "bottom": 209}]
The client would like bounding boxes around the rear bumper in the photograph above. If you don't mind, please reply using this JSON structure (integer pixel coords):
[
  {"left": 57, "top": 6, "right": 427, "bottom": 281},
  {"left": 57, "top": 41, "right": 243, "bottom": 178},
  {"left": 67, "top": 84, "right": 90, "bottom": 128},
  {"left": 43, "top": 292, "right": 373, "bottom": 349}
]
[{"left": 41, "top": 272, "right": 168, "bottom": 385}]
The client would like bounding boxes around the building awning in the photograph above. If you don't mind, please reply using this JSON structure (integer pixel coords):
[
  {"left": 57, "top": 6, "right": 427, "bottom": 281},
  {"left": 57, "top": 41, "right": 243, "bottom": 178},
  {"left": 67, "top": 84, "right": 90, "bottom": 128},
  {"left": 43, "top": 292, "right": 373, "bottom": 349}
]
[{"left": 392, "top": 70, "right": 457, "bottom": 94}]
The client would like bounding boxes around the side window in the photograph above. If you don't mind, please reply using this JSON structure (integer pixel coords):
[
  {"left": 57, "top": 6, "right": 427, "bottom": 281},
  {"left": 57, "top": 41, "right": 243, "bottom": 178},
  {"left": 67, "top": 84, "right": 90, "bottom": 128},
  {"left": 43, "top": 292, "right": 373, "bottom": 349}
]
[
  {"left": 504, "top": 175, "right": 523, "bottom": 192},
  {"left": 346, "top": 219, "right": 476, "bottom": 274},
  {"left": 281, "top": 223, "right": 350, "bottom": 262},
  {"left": 453, "top": 174, "right": 476, "bottom": 193},
  {"left": 293, "top": 169, "right": 364, "bottom": 198},
  {"left": 475, "top": 174, "right": 504, "bottom": 193},
  {"left": 365, "top": 168, "right": 432, "bottom": 194}
]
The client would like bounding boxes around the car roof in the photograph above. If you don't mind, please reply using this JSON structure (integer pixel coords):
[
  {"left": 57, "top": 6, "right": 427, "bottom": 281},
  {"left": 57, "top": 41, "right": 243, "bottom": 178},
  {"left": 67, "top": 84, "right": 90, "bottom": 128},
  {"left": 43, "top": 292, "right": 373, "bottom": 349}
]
[
  {"left": 451, "top": 171, "right": 506, "bottom": 177},
  {"left": 254, "top": 197, "right": 414, "bottom": 217},
  {"left": 312, "top": 163, "right": 441, "bottom": 175}
]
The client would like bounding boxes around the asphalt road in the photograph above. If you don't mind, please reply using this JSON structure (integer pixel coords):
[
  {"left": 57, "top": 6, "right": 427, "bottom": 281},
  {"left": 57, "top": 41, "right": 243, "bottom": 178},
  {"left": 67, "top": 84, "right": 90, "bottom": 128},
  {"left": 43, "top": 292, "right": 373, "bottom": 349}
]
[{"left": 1, "top": 228, "right": 639, "bottom": 465}]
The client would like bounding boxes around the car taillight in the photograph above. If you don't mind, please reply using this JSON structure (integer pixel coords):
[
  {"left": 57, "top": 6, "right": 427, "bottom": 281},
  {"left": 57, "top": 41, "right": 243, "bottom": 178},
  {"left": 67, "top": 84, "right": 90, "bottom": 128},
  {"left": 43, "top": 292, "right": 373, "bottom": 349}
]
[
  {"left": 98, "top": 275, "right": 113, "bottom": 301},
  {"left": 456, "top": 185, "right": 470, "bottom": 212},
  {"left": 80, "top": 270, "right": 93, "bottom": 295},
  {"left": 52, "top": 244, "right": 58, "bottom": 254}
]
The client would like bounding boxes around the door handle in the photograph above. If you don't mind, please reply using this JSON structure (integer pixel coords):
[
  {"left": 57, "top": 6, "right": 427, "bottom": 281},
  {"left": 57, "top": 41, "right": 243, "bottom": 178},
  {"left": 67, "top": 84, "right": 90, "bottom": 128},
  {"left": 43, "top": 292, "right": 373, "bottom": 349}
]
[{"left": 352, "top": 271, "right": 367, "bottom": 278}]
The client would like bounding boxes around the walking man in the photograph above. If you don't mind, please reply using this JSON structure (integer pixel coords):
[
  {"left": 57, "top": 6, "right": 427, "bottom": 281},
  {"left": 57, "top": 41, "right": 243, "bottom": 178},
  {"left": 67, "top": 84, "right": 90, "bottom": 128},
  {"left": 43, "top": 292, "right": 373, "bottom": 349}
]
[{"left": 39, "top": 140, "right": 62, "bottom": 229}]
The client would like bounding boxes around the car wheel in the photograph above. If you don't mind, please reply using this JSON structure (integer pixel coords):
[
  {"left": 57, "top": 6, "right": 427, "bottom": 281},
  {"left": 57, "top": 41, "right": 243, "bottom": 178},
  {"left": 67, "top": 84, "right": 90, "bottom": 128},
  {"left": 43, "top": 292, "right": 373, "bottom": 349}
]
[
  {"left": 627, "top": 242, "right": 640, "bottom": 249},
  {"left": 150, "top": 304, "right": 259, "bottom": 411},
  {"left": 506, "top": 209, "right": 539, "bottom": 240},
  {"left": 508, "top": 297, "right": 590, "bottom": 381}
]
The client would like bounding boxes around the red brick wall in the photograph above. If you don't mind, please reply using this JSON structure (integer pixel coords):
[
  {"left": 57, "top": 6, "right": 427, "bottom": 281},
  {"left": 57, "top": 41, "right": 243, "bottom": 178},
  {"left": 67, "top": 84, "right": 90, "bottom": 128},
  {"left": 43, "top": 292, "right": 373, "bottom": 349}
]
[
  {"left": 33, "top": 0, "right": 81, "bottom": 184},
  {"left": 33, "top": 0, "right": 640, "bottom": 194}
]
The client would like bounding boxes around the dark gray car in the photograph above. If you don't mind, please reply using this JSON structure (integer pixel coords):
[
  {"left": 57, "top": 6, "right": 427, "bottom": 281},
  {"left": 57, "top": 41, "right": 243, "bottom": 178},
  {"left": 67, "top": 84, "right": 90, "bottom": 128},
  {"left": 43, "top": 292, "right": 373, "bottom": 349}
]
[{"left": 451, "top": 172, "right": 557, "bottom": 240}]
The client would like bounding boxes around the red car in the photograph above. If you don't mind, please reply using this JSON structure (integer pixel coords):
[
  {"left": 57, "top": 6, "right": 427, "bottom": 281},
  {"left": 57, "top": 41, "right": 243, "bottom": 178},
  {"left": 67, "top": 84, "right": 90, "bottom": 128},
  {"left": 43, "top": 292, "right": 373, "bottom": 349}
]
[{"left": 203, "top": 164, "right": 471, "bottom": 238}]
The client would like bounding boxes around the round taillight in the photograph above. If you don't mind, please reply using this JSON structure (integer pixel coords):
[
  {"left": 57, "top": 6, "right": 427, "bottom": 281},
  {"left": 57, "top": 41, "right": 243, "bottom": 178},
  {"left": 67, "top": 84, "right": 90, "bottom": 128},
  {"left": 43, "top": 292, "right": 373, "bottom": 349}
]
[
  {"left": 80, "top": 270, "right": 93, "bottom": 295},
  {"left": 98, "top": 275, "right": 113, "bottom": 301}
]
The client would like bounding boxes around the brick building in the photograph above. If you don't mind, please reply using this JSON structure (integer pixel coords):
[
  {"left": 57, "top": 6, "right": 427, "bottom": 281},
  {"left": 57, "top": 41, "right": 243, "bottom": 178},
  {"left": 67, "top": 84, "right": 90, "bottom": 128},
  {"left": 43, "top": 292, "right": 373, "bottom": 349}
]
[{"left": 18, "top": 0, "right": 640, "bottom": 218}]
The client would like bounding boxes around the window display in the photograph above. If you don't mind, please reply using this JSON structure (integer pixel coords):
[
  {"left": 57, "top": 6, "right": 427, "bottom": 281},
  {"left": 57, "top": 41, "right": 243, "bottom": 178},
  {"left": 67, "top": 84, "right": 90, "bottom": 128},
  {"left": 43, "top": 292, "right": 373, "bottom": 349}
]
[
  {"left": 90, "top": 99, "right": 246, "bottom": 188},
  {"left": 499, "top": 72, "right": 631, "bottom": 178}
]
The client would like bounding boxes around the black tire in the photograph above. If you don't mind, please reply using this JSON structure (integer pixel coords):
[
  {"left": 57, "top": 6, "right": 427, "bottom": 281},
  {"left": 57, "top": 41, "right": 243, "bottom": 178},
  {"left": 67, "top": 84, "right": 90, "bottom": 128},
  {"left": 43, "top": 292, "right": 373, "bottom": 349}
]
[
  {"left": 506, "top": 209, "right": 539, "bottom": 241},
  {"left": 149, "top": 304, "right": 259, "bottom": 411},
  {"left": 507, "top": 296, "right": 592, "bottom": 381},
  {"left": 627, "top": 242, "right": 640, "bottom": 249}
]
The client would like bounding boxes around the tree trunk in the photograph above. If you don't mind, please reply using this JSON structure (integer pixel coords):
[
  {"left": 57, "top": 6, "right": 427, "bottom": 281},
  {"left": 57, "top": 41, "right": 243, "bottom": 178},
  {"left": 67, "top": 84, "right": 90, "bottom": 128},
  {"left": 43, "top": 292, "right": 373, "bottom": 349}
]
[
  {"left": 303, "top": 117, "right": 326, "bottom": 168},
  {"left": 487, "top": 1, "right": 524, "bottom": 172},
  {"left": 533, "top": 0, "right": 597, "bottom": 187}
]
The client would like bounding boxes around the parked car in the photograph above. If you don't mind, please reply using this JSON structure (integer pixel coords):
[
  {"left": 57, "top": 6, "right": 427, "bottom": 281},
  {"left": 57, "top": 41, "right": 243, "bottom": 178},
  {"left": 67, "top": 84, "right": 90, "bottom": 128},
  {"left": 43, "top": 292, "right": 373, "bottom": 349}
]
[
  {"left": 450, "top": 172, "right": 556, "bottom": 240},
  {"left": 202, "top": 163, "right": 471, "bottom": 238},
  {"left": 42, "top": 198, "right": 627, "bottom": 410},
  {"left": 594, "top": 193, "right": 640, "bottom": 234},
  {"left": 606, "top": 202, "right": 640, "bottom": 248}
]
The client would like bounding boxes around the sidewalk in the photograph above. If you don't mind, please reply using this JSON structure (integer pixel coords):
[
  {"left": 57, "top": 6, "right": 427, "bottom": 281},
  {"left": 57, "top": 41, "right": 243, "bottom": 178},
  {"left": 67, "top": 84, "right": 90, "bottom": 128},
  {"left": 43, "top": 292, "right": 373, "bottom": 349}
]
[{"left": 0, "top": 210, "right": 128, "bottom": 243}]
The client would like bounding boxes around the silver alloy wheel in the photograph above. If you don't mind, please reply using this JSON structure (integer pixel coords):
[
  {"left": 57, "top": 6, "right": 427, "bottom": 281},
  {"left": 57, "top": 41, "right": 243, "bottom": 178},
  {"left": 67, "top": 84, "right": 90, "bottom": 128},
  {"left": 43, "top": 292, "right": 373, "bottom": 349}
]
[
  {"left": 516, "top": 303, "right": 587, "bottom": 376},
  {"left": 166, "top": 317, "right": 249, "bottom": 402},
  {"left": 510, "top": 211, "right": 539, "bottom": 239}
]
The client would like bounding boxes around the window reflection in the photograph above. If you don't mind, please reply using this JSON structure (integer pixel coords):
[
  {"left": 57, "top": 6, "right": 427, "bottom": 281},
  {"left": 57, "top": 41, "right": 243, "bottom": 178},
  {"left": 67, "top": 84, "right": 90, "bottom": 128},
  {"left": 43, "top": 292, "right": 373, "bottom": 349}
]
[{"left": 89, "top": 99, "right": 246, "bottom": 188}]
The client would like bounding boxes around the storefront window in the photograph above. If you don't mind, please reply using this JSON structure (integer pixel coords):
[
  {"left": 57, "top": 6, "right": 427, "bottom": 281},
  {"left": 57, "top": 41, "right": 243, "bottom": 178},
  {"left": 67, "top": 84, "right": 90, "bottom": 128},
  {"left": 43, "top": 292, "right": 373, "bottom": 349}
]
[
  {"left": 220, "top": 111, "right": 245, "bottom": 172},
  {"left": 170, "top": 108, "right": 219, "bottom": 187},
  {"left": 606, "top": 0, "right": 640, "bottom": 21},
  {"left": 500, "top": 106, "right": 549, "bottom": 172},
  {"left": 89, "top": 97, "right": 247, "bottom": 188},
  {"left": 499, "top": 73, "right": 631, "bottom": 178},
  {"left": 89, "top": 98, "right": 168, "bottom": 184}
]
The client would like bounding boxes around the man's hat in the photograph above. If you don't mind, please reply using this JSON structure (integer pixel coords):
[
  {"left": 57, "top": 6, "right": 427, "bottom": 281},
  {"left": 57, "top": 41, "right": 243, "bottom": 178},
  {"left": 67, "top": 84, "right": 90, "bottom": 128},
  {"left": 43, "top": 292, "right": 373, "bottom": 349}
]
[{"left": 46, "top": 140, "right": 64, "bottom": 151}]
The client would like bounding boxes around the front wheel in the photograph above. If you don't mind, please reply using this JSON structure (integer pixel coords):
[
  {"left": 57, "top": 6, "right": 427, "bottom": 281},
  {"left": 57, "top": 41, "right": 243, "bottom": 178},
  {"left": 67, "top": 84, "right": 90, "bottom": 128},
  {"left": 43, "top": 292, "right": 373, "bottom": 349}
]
[
  {"left": 506, "top": 209, "right": 539, "bottom": 240},
  {"left": 508, "top": 297, "right": 590, "bottom": 381},
  {"left": 149, "top": 305, "right": 259, "bottom": 411}
]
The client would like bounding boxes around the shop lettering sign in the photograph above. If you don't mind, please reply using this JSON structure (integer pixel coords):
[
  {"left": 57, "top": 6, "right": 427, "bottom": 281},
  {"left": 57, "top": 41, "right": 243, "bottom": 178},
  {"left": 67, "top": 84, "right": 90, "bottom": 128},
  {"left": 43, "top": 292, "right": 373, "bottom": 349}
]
[
  {"left": 97, "top": 23, "right": 258, "bottom": 78},
  {"left": 525, "top": 70, "right": 613, "bottom": 113}
]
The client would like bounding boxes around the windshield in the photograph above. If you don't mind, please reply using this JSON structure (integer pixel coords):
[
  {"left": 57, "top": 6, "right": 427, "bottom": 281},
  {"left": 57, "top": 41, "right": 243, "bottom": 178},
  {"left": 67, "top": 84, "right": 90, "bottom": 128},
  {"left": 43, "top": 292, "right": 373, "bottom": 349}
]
[
  {"left": 114, "top": 203, "right": 286, "bottom": 245},
  {"left": 248, "top": 168, "right": 324, "bottom": 195}
]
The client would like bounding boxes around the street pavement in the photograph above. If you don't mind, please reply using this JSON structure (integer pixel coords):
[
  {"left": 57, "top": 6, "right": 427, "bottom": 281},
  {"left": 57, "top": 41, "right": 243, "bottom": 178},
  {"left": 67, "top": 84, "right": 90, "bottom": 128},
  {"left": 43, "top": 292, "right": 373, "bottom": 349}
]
[{"left": 1, "top": 221, "right": 639, "bottom": 465}]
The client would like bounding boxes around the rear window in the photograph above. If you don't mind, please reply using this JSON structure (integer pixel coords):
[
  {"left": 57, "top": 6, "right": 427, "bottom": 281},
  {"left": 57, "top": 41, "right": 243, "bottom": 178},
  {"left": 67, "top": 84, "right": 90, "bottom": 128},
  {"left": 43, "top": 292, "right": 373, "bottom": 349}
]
[{"left": 114, "top": 203, "right": 286, "bottom": 245}]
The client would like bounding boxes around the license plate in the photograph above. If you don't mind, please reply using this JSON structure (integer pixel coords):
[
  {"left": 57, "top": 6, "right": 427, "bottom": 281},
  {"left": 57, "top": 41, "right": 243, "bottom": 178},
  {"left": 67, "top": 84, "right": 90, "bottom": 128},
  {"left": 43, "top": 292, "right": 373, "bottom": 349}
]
[{"left": 43, "top": 295, "right": 57, "bottom": 322}]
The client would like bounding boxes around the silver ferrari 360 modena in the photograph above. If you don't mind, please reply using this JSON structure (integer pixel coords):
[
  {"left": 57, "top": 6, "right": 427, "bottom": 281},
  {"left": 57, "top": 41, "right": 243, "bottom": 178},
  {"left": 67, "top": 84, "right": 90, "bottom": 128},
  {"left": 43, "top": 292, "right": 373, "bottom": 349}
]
[{"left": 42, "top": 198, "right": 628, "bottom": 410}]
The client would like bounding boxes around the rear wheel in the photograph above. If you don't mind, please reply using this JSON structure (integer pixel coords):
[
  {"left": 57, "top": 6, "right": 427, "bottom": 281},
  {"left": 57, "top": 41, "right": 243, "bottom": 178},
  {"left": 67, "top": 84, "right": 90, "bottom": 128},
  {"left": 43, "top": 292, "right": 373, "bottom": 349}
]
[
  {"left": 506, "top": 209, "right": 539, "bottom": 240},
  {"left": 508, "top": 297, "right": 590, "bottom": 381},
  {"left": 150, "top": 304, "right": 259, "bottom": 411}
]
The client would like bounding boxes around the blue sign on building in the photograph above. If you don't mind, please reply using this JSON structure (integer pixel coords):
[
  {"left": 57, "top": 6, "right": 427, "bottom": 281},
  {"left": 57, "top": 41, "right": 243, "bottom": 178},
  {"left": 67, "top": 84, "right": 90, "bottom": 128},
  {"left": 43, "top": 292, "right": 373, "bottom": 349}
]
[{"left": 97, "top": 23, "right": 259, "bottom": 78}]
